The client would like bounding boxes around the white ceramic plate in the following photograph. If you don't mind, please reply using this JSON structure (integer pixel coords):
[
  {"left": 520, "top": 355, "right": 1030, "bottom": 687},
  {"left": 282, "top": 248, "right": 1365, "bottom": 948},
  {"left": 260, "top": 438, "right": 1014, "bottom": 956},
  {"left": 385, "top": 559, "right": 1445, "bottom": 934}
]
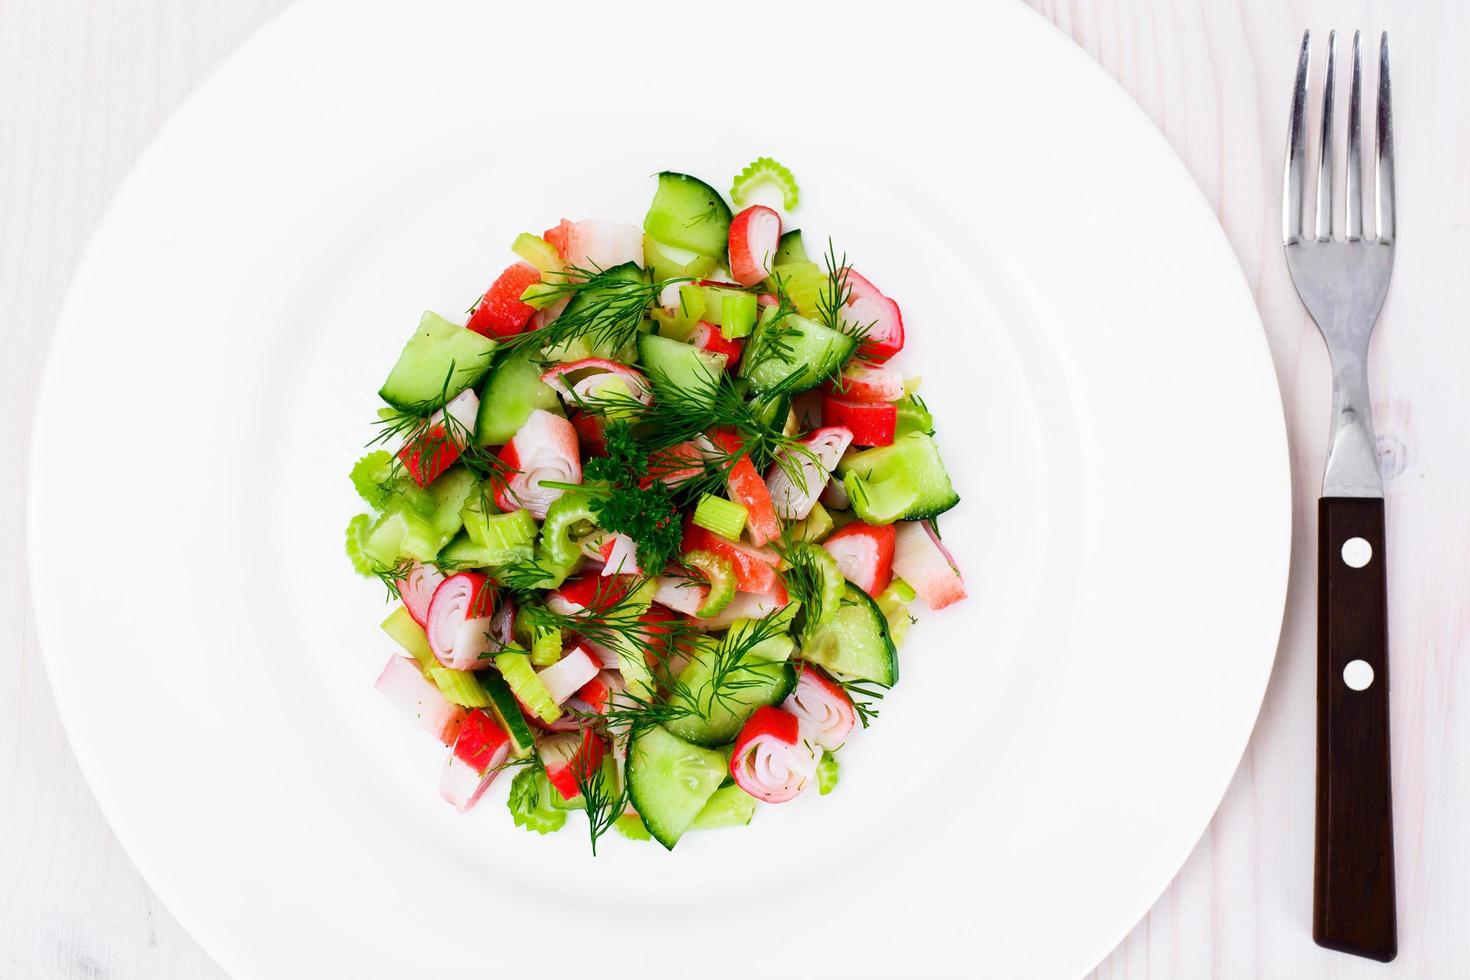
[{"left": 29, "top": 1, "right": 1290, "bottom": 977}]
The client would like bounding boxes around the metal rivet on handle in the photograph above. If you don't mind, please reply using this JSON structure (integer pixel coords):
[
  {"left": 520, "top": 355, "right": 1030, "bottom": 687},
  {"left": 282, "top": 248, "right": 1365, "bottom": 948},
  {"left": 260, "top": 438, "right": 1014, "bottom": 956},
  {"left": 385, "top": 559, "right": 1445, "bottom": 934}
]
[
  {"left": 1344, "top": 659, "right": 1375, "bottom": 691},
  {"left": 1341, "top": 536, "right": 1373, "bottom": 568}
]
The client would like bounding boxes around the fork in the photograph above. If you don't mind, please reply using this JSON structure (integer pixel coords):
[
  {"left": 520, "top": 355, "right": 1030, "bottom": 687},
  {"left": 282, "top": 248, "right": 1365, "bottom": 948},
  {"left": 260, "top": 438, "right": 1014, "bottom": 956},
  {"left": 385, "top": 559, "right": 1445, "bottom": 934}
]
[{"left": 1283, "top": 29, "right": 1397, "bottom": 963}]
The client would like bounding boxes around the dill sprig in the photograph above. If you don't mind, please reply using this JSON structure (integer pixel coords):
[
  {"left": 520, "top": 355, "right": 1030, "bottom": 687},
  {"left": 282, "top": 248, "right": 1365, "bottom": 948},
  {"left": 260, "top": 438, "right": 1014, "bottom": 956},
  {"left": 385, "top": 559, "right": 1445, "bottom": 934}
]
[
  {"left": 502, "top": 264, "right": 687, "bottom": 357},
  {"left": 573, "top": 748, "right": 628, "bottom": 856},
  {"left": 371, "top": 558, "right": 416, "bottom": 601},
  {"left": 836, "top": 676, "right": 888, "bottom": 729},
  {"left": 771, "top": 532, "right": 828, "bottom": 638}
]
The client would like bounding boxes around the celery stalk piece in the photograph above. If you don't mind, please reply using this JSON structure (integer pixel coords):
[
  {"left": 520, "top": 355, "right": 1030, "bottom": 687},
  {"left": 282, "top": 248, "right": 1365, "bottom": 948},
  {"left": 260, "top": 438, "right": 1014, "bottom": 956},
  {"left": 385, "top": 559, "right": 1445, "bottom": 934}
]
[
  {"left": 692, "top": 494, "right": 748, "bottom": 541},
  {"left": 720, "top": 291, "right": 758, "bottom": 340},
  {"left": 530, "top": 625, "right": 563, "bottom": 667},
  {"left": 512, "top": 232, "right": 562, "bottom": 273},
  {"left": 767, "top": 260, "right": 823, "bottom": 318},
  {"left": 614, "top": 813, "right": 654, "bottom": 841},
  {"left": 346, "top": 513, "right": 375, "bottom": 576},
  {"left": 682, "top": 550, "right": 736, "bottom": 618},
  {"left": 427, "top": 665, "right": 493, "bottom": 707},
  {"left": 507, "top": 767, "right": 568, "bottom": 835},
  {"left": 462, "top": 502, "right": 538, "bottom": 554},
  {"left": 817, "top": 752, "right": 840, "bottom": 795},
  {"left": 894, "top": 395, "right": 934, "bottom": 439},
  {"left": 643, "top": 237, "right": 717, "bottom": 281},
  {"left": 381, "top": 605, "right": 437, "bottom": 673},
  {"left": 495, "top": 648, "right": 562, "bottom": 724},
  {"left": 729, "top": 156, "right": 800, "bottom": 210}
]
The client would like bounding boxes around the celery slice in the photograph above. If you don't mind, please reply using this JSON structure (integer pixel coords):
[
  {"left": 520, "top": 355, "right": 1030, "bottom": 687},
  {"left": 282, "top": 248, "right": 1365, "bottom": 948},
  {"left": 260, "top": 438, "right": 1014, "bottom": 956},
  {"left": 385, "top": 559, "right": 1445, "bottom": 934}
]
[
  {"left": 495, "top": 648, "right": 562, "bottom": 724},
  {"left": 427, "top": 665, "right": 493, "bottom": 707},
  {"left": 817, "top": 751, "right": 839, "bottom": 795},
  {"left": 614, "top": 813, "right": 654, "bottom": 841},
  {"left": 349, "top": 451, "right": 396, "bottom": 509},
  {"left": 768, "top": 260, "right": 823, "bottom": 318},
  {"left": 345, "top": 513, "right": 375, "bottom": 576},
  {"left": 381, "top": 605, "right": 437, "bottom": 673},
  {"left": 874, "top": 579, "right": 916, "bottom": 648},
  {"left": 730, "top": 156, "right": 800, "bottom": 210},
  {"left": 894, "top": 395, "right": 934, "bottom": 439},
  {"left": 512, "top": 232, "right": 562, "bottom": 273},
  {"left": 534, "top": 490, "right": 599, "bottom": 586},
  {"left": 462, "top": 502, "right": 538, "bottom": 554},
  {"left": 721, "top": 291, "right": 758, "bottom": 340},
  {"left": 692, "top": 494, "right": 748, "bottom": 541},
  {"left": 507, "top": 767, "right": 567, "bottom": 835},
  {"left": 530, "top": 625, "right": 563, "bottom": 667}
]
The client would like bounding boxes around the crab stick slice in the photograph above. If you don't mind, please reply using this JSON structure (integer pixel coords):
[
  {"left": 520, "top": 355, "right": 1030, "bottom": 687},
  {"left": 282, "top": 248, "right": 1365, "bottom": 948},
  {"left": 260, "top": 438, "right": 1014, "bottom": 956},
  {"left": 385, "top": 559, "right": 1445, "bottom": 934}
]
[
  {"left": 730, "top": 706, "right": 819, "bottom": 803},
  {"left": 540, "top": 358, "right": 652, "bottom": 409},
  {"left": 439, "top": 709, "right": 512, "bottom": 812},
  {"left": 765, "top": 426, "right": 854, "bottom": 521},
  {"left": 710, "top": 430, "right": 781, "bottom": 546},
  {"left": 891, "top": 521, "right": 968, "bottom": 610},
  {"left": 728, "top": 206, "right": 782, "bottom": 287},
  {"left": 374, "top": 655, "right": 465, "bottom": 746},
  {"left": 426, "top": 572, "right": 497, "bottom": 671},
  {"left": 494, "top": 409, "right": 582, "bottom": 519},
  {"left": 820, "top": 395, "right": 896, "bottom": 447},
  {"left": 537, "top": 643, "right": 601, "bottom": 705},
  {"left": 397, "top": 388, "right": 480, "bottom": 487},
  {"left": 841, "top": 269, "right": 904, "bottom": 361},
  {"left": 395, "top": 562, "right": 445, "bottom": 628},
  {"left": 598, "top": 533, "right": 641, "bottom": 576},
  {"left": 539, "top": 729, "right": 608, "bottom": 801},
  {"left": 821, "top": 521, "right": 896, "bottom": 596},
  {"left": 829, "top": 362, "right": 904, "bottom": 403},
  {"left": 783, "top": 666, "right": 857, "bottom": 751}
]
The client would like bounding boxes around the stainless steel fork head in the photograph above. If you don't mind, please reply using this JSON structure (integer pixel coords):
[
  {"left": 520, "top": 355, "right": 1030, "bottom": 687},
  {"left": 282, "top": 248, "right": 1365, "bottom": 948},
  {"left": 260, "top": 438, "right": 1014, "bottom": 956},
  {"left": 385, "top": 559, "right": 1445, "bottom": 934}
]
[{"left": 1283, "top": 29, "right": 1395, "bottom": 498}]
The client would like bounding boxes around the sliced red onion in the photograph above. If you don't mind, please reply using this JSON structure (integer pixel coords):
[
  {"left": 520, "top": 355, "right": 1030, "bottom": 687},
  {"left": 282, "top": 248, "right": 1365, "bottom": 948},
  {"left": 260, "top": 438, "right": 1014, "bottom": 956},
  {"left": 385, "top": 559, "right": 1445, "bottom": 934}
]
[
  {"left": 766, "top": 426, "right": 854, "bottom": 520},
  {"left": 819, "top": 475, "right": 850, "bottom": 510},
  {"left": 489, "top": 597, "right": 517, "bottom": 648},
  {"left": 396, "top": 562, "right": 445, "bottom": 628},
  {"left": 426, "top": 573, "right": 496, "bottom": 671},
  {"left": 783, "top": 668, "right": 857, "bottom": 751},
  {"left": 374, "top": 656, "right": 464, "bottom": 746}
]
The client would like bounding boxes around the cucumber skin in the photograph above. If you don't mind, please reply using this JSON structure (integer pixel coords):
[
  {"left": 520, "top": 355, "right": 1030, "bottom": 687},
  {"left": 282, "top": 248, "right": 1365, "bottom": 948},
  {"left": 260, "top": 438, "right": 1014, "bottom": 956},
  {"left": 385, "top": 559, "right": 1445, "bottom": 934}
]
[
  {"left": 664, "top": 661, "right": 797, "bottom": 747},
  {"left": 691, "top": 784, "right": 757, "bottom": 830},
  {"left": 637, "top": 333, "right": 727, "bottom": 402},
  {"left": 799, "top": 586, "right": 899, "bottom": 687},
  {"left": 774, "top": 229, "right": 808, "bottom": 266},
  {"left": 841, "top": 433, "right": 961, "bottom": 523},
  {"left": 474, "top": 346, "right": 561, "bottom": 446},
  {"left": 741, "top": 315, "right": 857, "bottom": 394},
  {"left": 626, "top": 726, "right": 729, "bottom": 850},
  {"left": 379, "top": 311, "right": 497, "bottom": 411},
  {"left": 476, "top": 673, "right": 537, "bottom": 756},
  {"left": 643, "top": 172, "right": 732, "bottom": 259}
]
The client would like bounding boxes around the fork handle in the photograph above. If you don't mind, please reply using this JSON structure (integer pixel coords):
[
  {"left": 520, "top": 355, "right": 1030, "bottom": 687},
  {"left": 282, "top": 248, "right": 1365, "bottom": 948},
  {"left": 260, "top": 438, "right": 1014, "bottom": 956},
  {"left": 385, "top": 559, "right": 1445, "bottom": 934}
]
[{"left": 1314, "top": 496, "right": 1397, "bottom": 962}]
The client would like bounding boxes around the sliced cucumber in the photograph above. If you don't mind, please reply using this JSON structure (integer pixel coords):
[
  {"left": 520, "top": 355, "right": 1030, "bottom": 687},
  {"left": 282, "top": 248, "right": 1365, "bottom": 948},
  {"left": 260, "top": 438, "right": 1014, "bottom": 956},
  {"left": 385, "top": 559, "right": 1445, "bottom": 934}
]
[
  {"left": 664, "top": 652, "right": 796, "bottom": 747},
  {"left": 543, "top": 262, "right": 647, "bottom": 362},
  {"left": 637, "top": 333, "right": 727, "bottom": 404},
  {"left": 477, "top": 672, "right": 537, "bottom": 757},
  {"left": 741, "top": 314, "right": 856, "bottom": 394},
  {"left": 438, "top": 532, "right": 533, "bottom": 570},
  {"left": 626, "top": 725, "right": 729, "bottom": 850},
  {"left": 839, "top": 433, "right": 960, "bottom": 523},
  {"left": 644, "top": 237, "right": 718, "bottom": 281},
  {"left": 799, "top": 584, "right": 899, "bottom": 686},
  {"left": 643, "top": 172, "right": 732, "bottom": 259},
  {"left": 774, "top": 229, "right": 808, "bottom": 266},
  {"left": 475, "top": 345, "right": 561, "bottom": 446},
  {"left": 379, "top": 311, "right": 497, "bottom": 411},
  {"left": 691, "top": 784, "right": 757, "bottom": 830}
]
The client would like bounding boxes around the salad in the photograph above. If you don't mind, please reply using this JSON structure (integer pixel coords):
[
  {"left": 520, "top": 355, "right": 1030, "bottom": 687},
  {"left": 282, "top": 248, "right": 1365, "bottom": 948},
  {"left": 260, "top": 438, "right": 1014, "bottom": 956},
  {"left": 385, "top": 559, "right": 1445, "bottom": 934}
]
[{"left": 346, "top": 159, "right": 967, "bottom": 851}]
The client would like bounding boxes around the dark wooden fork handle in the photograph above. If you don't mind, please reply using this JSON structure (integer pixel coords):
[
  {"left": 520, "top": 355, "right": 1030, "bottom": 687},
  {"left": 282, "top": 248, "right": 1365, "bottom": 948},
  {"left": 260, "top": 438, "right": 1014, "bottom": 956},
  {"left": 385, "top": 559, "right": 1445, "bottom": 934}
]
[{"left": 1314, "top": 496, "right": 1397, "bottom": 961}]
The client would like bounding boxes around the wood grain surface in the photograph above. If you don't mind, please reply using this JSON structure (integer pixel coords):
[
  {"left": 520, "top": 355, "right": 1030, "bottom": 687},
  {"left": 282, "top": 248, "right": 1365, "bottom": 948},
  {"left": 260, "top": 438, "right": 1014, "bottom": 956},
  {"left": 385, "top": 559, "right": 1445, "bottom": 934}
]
[{"left": 3, "top": 1, "right": 1467, "bottom": 977}]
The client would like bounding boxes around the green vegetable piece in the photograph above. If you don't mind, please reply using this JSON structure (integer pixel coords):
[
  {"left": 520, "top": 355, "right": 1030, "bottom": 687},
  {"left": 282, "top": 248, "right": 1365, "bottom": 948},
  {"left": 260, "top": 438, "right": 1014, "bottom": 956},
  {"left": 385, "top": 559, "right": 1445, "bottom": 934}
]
[
  {"left": 792, "top": 541, "right": 844, "bottom": 628},
  {"left": 427, "top": 665, "right": 493, "bottom": 708},
  {"left": 345, "top": 513, "right": 375, "bottom": 576},
  {"left": 438, "top": 532, "right": 533, "bottom": 570},
  {"left": 349, "top": 451, "right": 395, "bottom": 509},
  {"left": 478, "top": 672, "right": 536, "bottom": 756},
  {"left": 682, "top": 550, "right": 736, "bottom": 618},
  {"left": 625, "top": 725, "right": 729, "bottom": 849},
  {"left": 507, "top": 767, "right": 568, "bottom": 835},
  {"left": 643, "top": 238, "right": 718, "bottom": 281},
  {"left": 529, "top": 625, "right": 563, "bottom": 667},
  {"left": 740, "top": 313, "right": 856, "bottom": 394},
  {"left": 767, "top": 260, "right": 824, "bottom": 319},
  {"left": 773, "top": 229, "right": 808, "bottom": 266},
  {"left": 692, "top": 493, "right": 748, "bottom": 541},
  {"left": 691, "top": 784, "right": 757, "bottom": 830},
  {"left": 643, "top": 172, "right": 732, "bottom": 259},
  {"left": 789, "top": 501, "right": 835, "bottom": 543},
  {"left": 535, "top": 490, "right": 600, "bottom": 586},
  {"left": 730, "top": 156, "right": 800, "bottom": 210},
  {"left": 894, "top": 395, "right": 934, "bottom": 438},
  {"left": 799, "top": 585, "right": 898, "bottom": 686},
  {"left": 874, "top": 578, "right": 917, "bottom": 648},
  {"left": 817, "top": 752, "right": 839, "bottom": 795},
  {"left": 665, "top": 644, "right": 795, "bottom": 747},
  {"left": 381, "top": 605, "right": 437, "bottom": 673},
  {"left": 475, "top": 345, "right": 562, "bottom": 446},
  {"left": 495, "top": 647, "right": 562, "bottom": 724},
  {"left": 840, "top": 433, "right": 960, "bottom": 524},
  {"left": 720, "top": 291, "right": 758, "bottom": 340},
  {"left": 378, "top": 311, "right": 497, "bottom": 412},
  {"left": 461, "top": 500, "right": 538, "bottom": 554},
  {"left": 614, "top": 813, "right": 654, "bottom": 841},
  {"left": 512, "top": 232, "right": 561, "bottom": 273}
]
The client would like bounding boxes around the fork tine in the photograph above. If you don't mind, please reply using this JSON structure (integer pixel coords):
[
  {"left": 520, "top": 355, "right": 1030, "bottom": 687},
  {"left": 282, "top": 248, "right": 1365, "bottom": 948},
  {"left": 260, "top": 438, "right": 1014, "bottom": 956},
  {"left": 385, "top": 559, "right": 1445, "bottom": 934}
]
[
  {"left": 1284, "top": 31, "right": 1311, "bottom": 243},
  {"left": 1315, "top": 31, "right": 1337, "bottom": 240},
  {"left": 1345, "top": 31, "right": 1364, "bottom": 239},
  {"left": 1376, "top": 32, "right": 1395, "bottom": 242}
]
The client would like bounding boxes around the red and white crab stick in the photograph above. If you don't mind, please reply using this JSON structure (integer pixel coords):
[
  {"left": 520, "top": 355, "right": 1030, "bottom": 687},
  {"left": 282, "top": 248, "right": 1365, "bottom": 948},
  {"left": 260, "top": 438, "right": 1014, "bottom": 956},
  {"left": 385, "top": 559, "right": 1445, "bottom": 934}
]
[
  {"left": 439, "top": 709, "right": 512, "bottom": 813},
  {"left": 539, "top": 729, "right": 608, "bottom": 801},
  {"left": 426, "top": 572, "right": 497, "bottom": 671},
  {"left": 495, "top": 409, "right": 582, "bottom": 520},
  {"left": 729, "top": 706, "right": 820, "bottom": 803},
  {"left": 891, "top": 521, "right": 967, "bottom": 610},
  {"left": 537, "top": 643, "right": 601, "bottom": 706},
  {"left": 541, "top": 358, "right": 653, "bottom": 408},
  {"left": 782, "top": 667, "right": 857, "bottom": 751},
  {"left": 395, "top": 562, "right": 445, "bottom": 628},
  {"left": 374, "top": 656, "right": 465, "bottom": 746},
  {"left": 398, "top": 388, "right": 480, "bottom": 488},
  {"left": 822, "top": 521, "right": 896, "bottom": 596},
  {"left": 728, "top": 205, "right": 782, "bottom": 287}
]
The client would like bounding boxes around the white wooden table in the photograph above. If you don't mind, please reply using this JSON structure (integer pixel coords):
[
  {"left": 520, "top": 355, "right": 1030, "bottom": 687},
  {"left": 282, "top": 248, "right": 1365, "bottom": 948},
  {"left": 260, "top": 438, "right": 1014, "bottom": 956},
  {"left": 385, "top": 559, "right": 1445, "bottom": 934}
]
[{"left": 4, "top": 1, "right": 1467, "bottom": 976}]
